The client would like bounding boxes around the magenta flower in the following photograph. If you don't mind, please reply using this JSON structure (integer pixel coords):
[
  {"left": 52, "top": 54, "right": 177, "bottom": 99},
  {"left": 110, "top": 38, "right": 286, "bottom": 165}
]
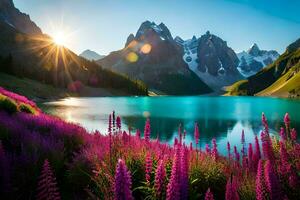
[
  {"left": 194, "top": 122, "right": 199, "bottom": 146},
  {"left": 264, "top": 160, "right": 282, "bottom": 200},
  {"left": 205, "top": 188, "right": 215, "bottom": 200},
  {"left": 225, "top": 175, "right": 240, "bottom": 200},
  {"left": 227, "top": 142, "right": 231, "bottom": 160},
  {"left": 288, "top": 168, "right": 299, "bottom": 189},
  {"left": 166, "top": 147, "right": 180, "bottom": 200},
  {"left": 114, "top": 159, "right": 133, "bottom": 200},
  {"left": 234, "top": 146, "right": 240, "bottom": 162},
  {"left": 262, "top": 113, "right": 269, "bottom": 134},
  {"left": 178, "top": 124, "right": 182, "bottom": 145},
  {"left": 144, "top": 118, "right": 151, "bottom": 142},
  {"left": 284, "top": 113, "right": 290, "bottom": 125},
  {"left": 180, "top": 147, "right": 188, "bottom": 200},
  {"left": 291, "top": 128, "right": 297, "bottom": 141},
  {"left": 189, "top": 142, "right": 193, "bottom": 151},
  {"left": 36, "top": 159, "right": 61, "bottom": 200},
  {"left": 154, "top": 160, "right": 166, "bottom": 199},
  {"left": 253, "top": 135, "right": 261, "bottom": 170},
  {"left": 279, "top": 141, "right": 290, "bottom": 175},
  {"left": 116, "top": 116, "right": 121, "bottom": 130},
  {"left": 211, "top": 138, "right": 218, "bottom": 160},
  {"left": 261, "top": 131, "right": 275, "bottom": 164},
  {"left": 205, "top": 144, "right": 211, "bottom": 154},
  {"left": 136, "top": 129, "right": 141, "bottom": 138},
  {"left": 241, "top": 130, "right": 245, "bottom": 144},
  {"left": 279, "top": 127, "right": 286, "bottom": 141},
  {"left": 145, "top": 152, "right": 152, "bottom": 184},
  {"left": 108, "top": 114, "right": 112, "bottom": 134},
  {"left": 248, "top": 143, "right": 253, "bottom": 171},
  {"left": 256, "top": 160, "right": 269, "bottom": 200}
]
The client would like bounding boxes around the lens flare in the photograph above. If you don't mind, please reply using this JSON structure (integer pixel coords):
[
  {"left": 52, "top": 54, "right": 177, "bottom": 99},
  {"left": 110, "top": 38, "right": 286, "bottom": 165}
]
[
  {"left": 126, "top": 52, "right": 138, "bottom": 63},
  {"left": 141, "top": 43, "right": 152, "bottom": 54}
]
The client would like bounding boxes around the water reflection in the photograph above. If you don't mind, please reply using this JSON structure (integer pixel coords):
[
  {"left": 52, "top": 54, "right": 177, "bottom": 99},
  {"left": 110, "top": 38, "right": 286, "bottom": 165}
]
[{"left": 42, "top": 96, "right": 300, "bottom": 155}]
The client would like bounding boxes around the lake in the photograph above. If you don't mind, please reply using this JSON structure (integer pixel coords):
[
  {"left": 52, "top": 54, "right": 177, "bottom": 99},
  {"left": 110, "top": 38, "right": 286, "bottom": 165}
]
[{"left": 42, "top": 96, "right": 300, "bottom": 154}]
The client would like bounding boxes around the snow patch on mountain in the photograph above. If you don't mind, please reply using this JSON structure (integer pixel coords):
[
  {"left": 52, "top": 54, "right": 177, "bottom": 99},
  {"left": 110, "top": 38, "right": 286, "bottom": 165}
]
[
  {"left": 175, "top": 36, "right": 199, "bottom": 71},
  {"left": 237, "top": 44, "right": 279, "bottom": 77}
]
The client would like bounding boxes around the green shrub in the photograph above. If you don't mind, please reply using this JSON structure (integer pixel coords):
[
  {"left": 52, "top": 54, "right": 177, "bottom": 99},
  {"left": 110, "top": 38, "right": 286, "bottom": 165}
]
[
  {"left": 0, "top": 94, "right": 18, "bottom": 113},
  {"left": 19, "top": 103, "right": 36, "bottom": 114}
]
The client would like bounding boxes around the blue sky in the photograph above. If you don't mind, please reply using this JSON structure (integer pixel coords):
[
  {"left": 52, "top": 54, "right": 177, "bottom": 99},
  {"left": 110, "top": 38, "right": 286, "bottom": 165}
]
[{"left": 14, "top": 0, "right": 300, "bottom": 55}]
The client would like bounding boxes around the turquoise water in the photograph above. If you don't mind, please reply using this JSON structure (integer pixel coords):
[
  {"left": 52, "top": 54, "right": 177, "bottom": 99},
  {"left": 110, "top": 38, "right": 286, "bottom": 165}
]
[{"left": 42, "top": 96, "right": 300, "bottom": 154}]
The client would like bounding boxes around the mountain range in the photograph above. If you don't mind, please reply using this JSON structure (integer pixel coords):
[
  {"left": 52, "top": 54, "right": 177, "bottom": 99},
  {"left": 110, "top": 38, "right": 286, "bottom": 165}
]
[
  {"left": 1, "top": 0, "right": 298, "bottom": 98},
  {"left": 97, "top": 21, "right": 212, "bottom": 95},
  {"left": 237, "top": 43, "right": 279, "bottom": 77},
  {"left": 79, "top": 49, "right": 105, "bottom": 61},
  {"left": 227, "top": 38, "right": 300, "bottom": 97},
  {"left": 97, "top": 21, "right": 281, "bottom": 93}
]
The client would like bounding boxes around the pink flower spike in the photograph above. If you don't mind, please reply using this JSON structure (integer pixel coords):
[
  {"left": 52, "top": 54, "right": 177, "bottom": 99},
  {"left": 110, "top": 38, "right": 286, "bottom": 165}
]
[{"left": 205, "top": 188, "right": 215, "bottom": 200}]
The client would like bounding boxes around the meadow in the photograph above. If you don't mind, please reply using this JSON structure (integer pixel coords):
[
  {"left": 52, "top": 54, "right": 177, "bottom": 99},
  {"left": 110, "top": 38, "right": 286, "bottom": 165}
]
[{"left": 0, "top": 87, "right": 299, "bottom": 200}]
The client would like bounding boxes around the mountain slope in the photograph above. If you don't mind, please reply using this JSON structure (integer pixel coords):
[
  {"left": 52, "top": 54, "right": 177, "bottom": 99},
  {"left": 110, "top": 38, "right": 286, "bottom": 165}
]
[
  {"left": 0, "top": 0, "right": 42, "bottom": 35},
  {"left": 79, "top": 49, "right": 105, "bottom": 61},
  {"left": 0, "top": 1, "right": 148, "bottom": 96},
  {"left": 98, "top": 21, "right": 212, "bottom": 95},
  {"left": 237, "top": 43, "right": 279, "bottom": 77},
  {"left": 175, "top": 31, "right": 243, "bottom": 90},
  {"left": 227, "top": 38, "right": 300, "bottom": 97}
]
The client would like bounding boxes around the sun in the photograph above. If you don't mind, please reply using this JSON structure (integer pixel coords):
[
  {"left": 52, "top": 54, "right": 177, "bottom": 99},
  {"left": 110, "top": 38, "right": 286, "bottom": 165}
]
[{"left": 52, "top": 31, "right": 67, "bottom": 46}]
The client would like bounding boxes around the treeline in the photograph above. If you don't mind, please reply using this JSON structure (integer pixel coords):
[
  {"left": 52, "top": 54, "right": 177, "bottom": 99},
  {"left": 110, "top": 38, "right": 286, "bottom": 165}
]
[{"left": 0, "top": 53, "right": 148, "bottom": 95}]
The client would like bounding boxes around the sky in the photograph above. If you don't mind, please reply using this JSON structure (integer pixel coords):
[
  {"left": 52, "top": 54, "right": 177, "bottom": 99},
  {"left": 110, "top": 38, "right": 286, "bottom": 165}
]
[{"left": 14, "top": 0, "right": 300, "bottom": 55}]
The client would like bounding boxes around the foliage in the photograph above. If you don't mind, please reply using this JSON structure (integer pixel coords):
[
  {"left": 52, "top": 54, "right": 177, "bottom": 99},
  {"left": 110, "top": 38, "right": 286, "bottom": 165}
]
[{"left": 0, "top": 88, "right": 299, "bottom": 199}]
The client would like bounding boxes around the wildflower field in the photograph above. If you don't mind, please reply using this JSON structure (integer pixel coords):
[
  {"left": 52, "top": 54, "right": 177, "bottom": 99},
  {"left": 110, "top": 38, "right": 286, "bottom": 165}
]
[{"left": 0, "top": 87, "right": 299, "bottom": 200}]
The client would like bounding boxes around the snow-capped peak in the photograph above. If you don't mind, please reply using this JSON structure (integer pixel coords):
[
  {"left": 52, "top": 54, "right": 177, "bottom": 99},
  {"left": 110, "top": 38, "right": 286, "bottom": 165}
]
[
  {"left": 135, "top": 21, "right": 173, "bottom": 41},
  {"left": 237, "top": 44, "right": 280, "bottom": 77}
]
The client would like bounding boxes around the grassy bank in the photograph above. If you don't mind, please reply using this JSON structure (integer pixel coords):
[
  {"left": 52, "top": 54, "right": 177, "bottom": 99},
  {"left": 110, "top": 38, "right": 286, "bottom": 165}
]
[{"left": 0, "top": 73, "right": 143, "bottom": 102}]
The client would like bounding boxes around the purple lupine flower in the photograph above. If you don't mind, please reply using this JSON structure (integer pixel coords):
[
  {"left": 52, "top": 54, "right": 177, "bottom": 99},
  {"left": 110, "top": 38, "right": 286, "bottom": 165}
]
[
  {"left": 284, "top": 113, "right": 290, "bottom": 126},
  {"left": 261, "top": 131, "right": 275, "bottom": 164},
  {"left": 116, "top": 116, "right": 121, "bottom": 130},
  {"left": 227, "top": 142, "right": 231, "bottom": 160},
  {"left": 136, "top": 129, "right": 141, "bottom": 138},
  {"left": 288, "top": 168, "right": 299, "bottom": 189},
  {"left": 279, "top": 127, "right": 286, "bottom": 142},
  {"left": 205, "top": 144, "right": 211, "bottom": 154},
  {"left": 225, "top": 175, "right": 240, "bottom": 200},
  {"left": 189, "top": 142, "right": 193, "bottom": 151},
  {"left": 253, "top": 135, "right": 261, "bottom": 170},
  {"left": 108, "top": 114, "right": 112, "bottom": 134},
  {"left": 36, "top": 159, "right": 61, "bottom": 200},
  {"left": 114, "top": 159, "right": 133, "bottom": 200},
  {"left": 178, "top": 124, "right": 182, "bottom": 145},
  {"left": 154, "top": 160, "right": 166, "bottom": 199},
  {"left": 194, "top": 122, "right": 199, "bottom": 146},
  {"left": 234, "top": 146, "right": 240, "bottom": 162},
  {"left": 112, "top": 111, "right": 116, "bottom": 129},
  {"left": 211, "top": 138, "right": 218, "bottom": 160},
  {"left": 279, "top": 141, "right": 290, "bottom": 175},
  {"left": 180, "top": 147, "right": 188, "bottom": 200},
  {"left": 145, "top": 152, "right": 152, "bottom": 184},
  {"left": 291, "top": 128, "right": 297, "bottom": 141},
  {"left": 166, "top": 147, "right": 181, "bottom": 200},
  {"left": 264, "top": 160, "right": 282, "bottom": 200},
  {"left": 174, "top": 137, "right": 178, "bottom": 147},
  {"left": 248, "top": 143, "right": 253, "bottom": 171},
  {"left": 205, "top": 188, "right": 215, "bottom": 200},
  {"left": 256, "top": 160, "right": 269, "bottom": 200},
  {"left": 144, "top": 118, "right": 151, "bottom": 142},
  {"left": 241, "top": 130, "right": 245, "bottom": 144}
]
